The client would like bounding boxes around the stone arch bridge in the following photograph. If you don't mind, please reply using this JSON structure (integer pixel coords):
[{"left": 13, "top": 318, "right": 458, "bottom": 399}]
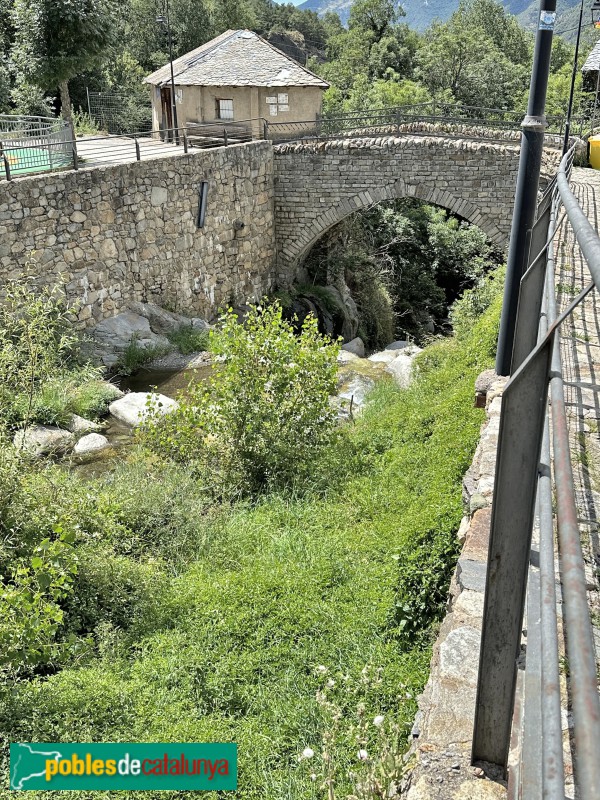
[{"left": 272, "top": 133, "right": 559, "bottom": 283}]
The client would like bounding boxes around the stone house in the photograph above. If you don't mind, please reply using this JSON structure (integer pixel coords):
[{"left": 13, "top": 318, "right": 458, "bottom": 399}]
[
  {"left": 143, "top": 29, "right": 329, "bottom": 138},
  {"left": 582, "top": 40, "right": 600, "bottom": 93}
]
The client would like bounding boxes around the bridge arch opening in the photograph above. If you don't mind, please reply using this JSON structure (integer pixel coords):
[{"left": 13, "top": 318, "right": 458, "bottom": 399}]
[
  {"left": 286, "top": 179, "right": 506, "bottom": 274},
  {"left": 286, "top": 195, "right": 504, "bottom": 352}
]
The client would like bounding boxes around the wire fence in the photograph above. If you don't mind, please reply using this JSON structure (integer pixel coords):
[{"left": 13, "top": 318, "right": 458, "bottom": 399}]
[
  {"left": 472, "top": 147, "right": 600, "bottom": 799},
  {"left": 86, "top": 90, "right": 152, "bottom": 135}
]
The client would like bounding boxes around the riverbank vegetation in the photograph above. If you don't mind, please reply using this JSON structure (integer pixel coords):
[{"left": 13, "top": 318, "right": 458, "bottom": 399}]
[
  {"left": 301, "top": 198, "right": 503, "bottom": 349},
  {"left": 0, "top": 267, "right": 503, "bottom": 798}
]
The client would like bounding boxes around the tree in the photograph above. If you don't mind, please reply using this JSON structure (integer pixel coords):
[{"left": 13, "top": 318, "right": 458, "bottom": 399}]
[
  {"left": 11, "top": 0, "right": 116, "bottom": 126},
  {"left": 416, "top": 4, "right": 529, "bottom": 109},
  {"left": 348, "top": 0, "right": 400, "bottom": 42}
]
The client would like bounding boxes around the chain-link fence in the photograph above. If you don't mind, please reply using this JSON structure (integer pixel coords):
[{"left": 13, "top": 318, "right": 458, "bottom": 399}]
[{"left": 86, "top": 90, "right": 152, "bottom": 135}]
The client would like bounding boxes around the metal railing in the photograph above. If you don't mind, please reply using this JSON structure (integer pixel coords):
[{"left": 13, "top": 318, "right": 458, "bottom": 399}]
[
  {"left": 266, "top": 103, "right": 575, "bottom": 144},
  {"left": 0, "top": 115, "right": 72, "bottom": 177},
  {"left": 472, "top": 147, "right": 600, "bottom": 799},
  {"left": 0, "top": 127, "right": 192, "bottom": 180},
  {"left": 0, "top": 121, "right": 267, "bottom": 180},
  {"left": 0, "top": 105, "right": 584, "bottom": 180}
]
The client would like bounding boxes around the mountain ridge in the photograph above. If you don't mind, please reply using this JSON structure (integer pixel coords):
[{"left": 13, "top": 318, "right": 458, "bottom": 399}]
[{"left": 298, "top": 0, "right": 583, "bottom": 38}]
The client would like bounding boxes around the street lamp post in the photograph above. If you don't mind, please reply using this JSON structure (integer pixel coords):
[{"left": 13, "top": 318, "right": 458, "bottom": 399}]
[
  {"left": 495, "top": 0, "right": 557, "bottom": 376},
  {"left": 157, "top": 0, "right": 179, "bottom": 142}
]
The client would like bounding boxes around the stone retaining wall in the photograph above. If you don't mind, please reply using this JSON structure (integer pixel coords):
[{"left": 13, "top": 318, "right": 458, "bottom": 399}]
[{"left": 0, "top": 141, "right": 275, "bottom": 326}]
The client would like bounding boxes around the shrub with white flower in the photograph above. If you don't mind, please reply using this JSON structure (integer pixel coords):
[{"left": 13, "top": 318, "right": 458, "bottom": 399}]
[{"left": 299, "top": 747, "right": 315, "bottom": 761}]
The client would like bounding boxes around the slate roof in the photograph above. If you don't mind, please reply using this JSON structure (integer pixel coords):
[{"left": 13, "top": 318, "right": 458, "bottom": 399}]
[
  {"left": 144, "top": 29, "right": 329, "bottom": 88},
  {"left": 582, "top": 41, "right": 600, "bottom": 72}
]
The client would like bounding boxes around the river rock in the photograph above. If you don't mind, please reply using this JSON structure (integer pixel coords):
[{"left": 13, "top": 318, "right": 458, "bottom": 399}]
[
  {"left": 341, "top": 337, "right": 365, "bottom": 357},
  {"left": 385, "top": 353, "right": 415, "bottom": 388},
  {"left": 13, "top": 425, "right": 75, "bottom": 457},
  {"left": 128, "top": 302, "right": 210, "bottom": 335},
  {"left": 337, "top": 373, "right": 375, "bottom": 411},
  {"left": 66, "top": 414, "right": 102, "bottom": 434},
  {"left": 337, "top": 350, "right": 360, "bottom": 364},
  {"left": 91, "top": 311, "right": 171, "bottom": 367},
  {"left": 73, "top": 433, "right": 110, "bottom": 455},
  {"left": 385, "top": 340, "right": 411, "bottom": 351},
  {"left": 109, "top": 392, "right": 179, "bottom": 427},
  {"left": 368, "top": 350, "right": 398, "bottom": 364}
]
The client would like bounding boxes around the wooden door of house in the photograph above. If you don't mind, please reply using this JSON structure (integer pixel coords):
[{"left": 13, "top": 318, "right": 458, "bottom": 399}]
[{"left": 160, "top": 87, "right": 173, "bottom": 140}]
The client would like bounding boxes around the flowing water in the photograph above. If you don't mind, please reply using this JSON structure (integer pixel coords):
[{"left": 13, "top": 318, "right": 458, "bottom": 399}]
[{"left": 69, "top": 364, "right": 213, "bottom": 478}]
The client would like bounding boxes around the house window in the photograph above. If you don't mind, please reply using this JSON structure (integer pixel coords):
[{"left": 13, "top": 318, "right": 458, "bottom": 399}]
[{"left": 216, "top": 99, "right": 234, "bottom": 120}]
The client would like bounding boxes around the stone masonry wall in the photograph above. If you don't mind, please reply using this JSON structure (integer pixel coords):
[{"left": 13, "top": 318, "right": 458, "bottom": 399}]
[
  {"left": 273, "top": 135, "right": 561, "bottom": 284},
  {"left": 0, "top": 141, "right": 275, "bottom": 326}
]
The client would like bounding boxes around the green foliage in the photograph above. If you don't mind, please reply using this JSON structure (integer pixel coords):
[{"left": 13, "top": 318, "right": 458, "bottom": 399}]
[
  {"left": 71, "top": 109, "right": 100, "bottom": 135},
  {"left": 166, "top": 325, "right": 210, "bottom": 355},
  {"left": 449, "top": 265, "right": 506, "bottom": 340},
  {"left": 0, "top": 274, "right": 113, "bottom": 430},
  {"left": 61, "top": 542, "right": 168, "bottom": 643},
  {"left": 11, "top": 0, "right": 116, "bottom": 86},
  {"left": 0, "top": 448, "right": 80, "bottom": 680},
  {"left": 143, "top": 302, "right": 340, "bottom": 497},
  {"left": 68, "top": 378, "right": 122, "bottom": 418},
  {"left": 115, "top": 334, "right": 171, "bottom": 376},
  {"left": 0, "top": 524, "right": 78, "bottom": 679},
  {"left": 0, "top": 274, "right": 81, "bottom": 428},
  {"left": 305, "top": 199, "right": 502, "bottom": 345},
  {"left": 391, "top": 532, "right": 459, "bottom": 643},
  {"left": 415, "top": 1, "right": 529, "bottom": 108}
]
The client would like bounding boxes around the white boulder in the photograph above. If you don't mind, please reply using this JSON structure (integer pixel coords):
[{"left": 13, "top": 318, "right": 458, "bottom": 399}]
[
  {"left": 73, "top": 433, "right": 111, "bottom": 456},
  {"left": 368, "top": 350, "right": 398, "bottom": 364},
  {"left": 13, "top": 426, "right": 75, "bottom": 457},
  {"left": 337, "top": 350, "right": 360, "bottom": 364},
  {"left": 66, "top": 414, "right": 102, "bottom": 434},
  {"left": 109, "top": 392, "right": 179, "bottom": 427},
  {"left": 385, "top": 354, "right": 413, "bottom": 387}
]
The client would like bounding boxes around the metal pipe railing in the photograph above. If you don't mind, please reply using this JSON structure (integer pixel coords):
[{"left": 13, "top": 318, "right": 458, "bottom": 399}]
[{"left": 472, "top": 146, "right": 600, "bottom": 798}]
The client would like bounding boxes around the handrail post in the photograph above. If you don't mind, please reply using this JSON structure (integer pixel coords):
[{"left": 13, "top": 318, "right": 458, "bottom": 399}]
[
  {"left": 72, "top": 138, "right": 79, "bottom": 170},
  {"left": 183, "top": 131, "right": 188, "bottom": 154},
  {"left": 472, "top": 333, "right": 554, "bottom": 769},
  {"left": 223, "top": 127, "right": 228, "bottom": 147},
  {"left": 134, "top": 137, "right": 141, "bottom": 161},
  {"left": 1, "top": 145, "right": 11, "bottom": 181}
]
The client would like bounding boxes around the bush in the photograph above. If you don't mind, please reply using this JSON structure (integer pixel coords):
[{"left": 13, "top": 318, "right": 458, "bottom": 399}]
[
  {"left": 166, "top": 325, "right": 210, "bottom": 355},
  {"left": 449, "top": 265, "right": 506, "bottom": 340},
  {"left": 61, "top": 543, "right": 169, "bottom": 644},
  {"left": 0, "top": 448, "right": 80, "bottom": 681},
  {"left": 143, "top": 302, "right": 340, "bottom": 497},
  {"left": 0, "top": 273, "right": 111, "bottom": 430},
  {"left": 0, "top": 274, "right": 78, "bottom": 427}
]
